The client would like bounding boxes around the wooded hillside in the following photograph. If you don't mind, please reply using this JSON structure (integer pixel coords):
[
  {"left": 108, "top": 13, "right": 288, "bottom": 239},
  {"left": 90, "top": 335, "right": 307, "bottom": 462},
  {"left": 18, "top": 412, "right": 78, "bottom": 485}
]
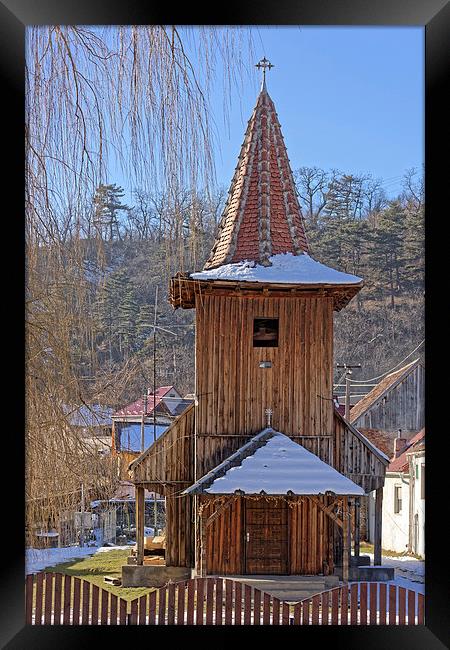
[{"left": 49, "top": 167, "right": 423, "bottom": 404}]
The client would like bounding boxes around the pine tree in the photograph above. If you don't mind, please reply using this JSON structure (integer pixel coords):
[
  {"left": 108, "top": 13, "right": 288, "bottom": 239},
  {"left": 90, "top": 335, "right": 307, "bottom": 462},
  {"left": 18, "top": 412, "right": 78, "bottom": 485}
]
[
  {"left": 93, "top": 184, "right": 130, "bottom": 241},
  {"left": 136, "top": 304, "right": 154, "bottom": 348}
]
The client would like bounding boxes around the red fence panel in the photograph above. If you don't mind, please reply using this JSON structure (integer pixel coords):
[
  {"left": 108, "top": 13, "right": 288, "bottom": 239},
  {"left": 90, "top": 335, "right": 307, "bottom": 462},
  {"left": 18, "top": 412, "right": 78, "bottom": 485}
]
[
  {"left": 148, "top": 589, "right": 157, "bottom": 625},
  {"left": 321, "top": 591, "right": 329, "bottom": 625},
  {"left": 253, "top": 588, "right": 261, "bottom": 625},
  {"left": 53, "top": 573, "right": 62, "bottom": 625},
  {"left": 44, "top": 573, "right": 54, "bottom": 625},
  {"left": 138, "top": 594, "right": 147, "bottom": 625},
  {"left": 244, "top": 585, "right": 252, "bottom": 625},
  {"left": 215, "top": 578, "right": 223, "bottom": 625},
  {"left": 225, "top": 580, "right": 233, "bottom": 625},
  {"left": 72, "top": 577, "right": 81, "bottom": 625},
  {"left": 81, "top": 580, "right": 90, "bottom": 625},
  {"left": 350, "top": 583, "right": 358, "bottom": 625},
  {"left": 25, "top": 575, "right": 33, "bottom": 625},
  {"left": 25, "top": 573, "right": 424, "bottom": 627},
  {"left": 301, "top": 599, "right": 310, "bottom": 625},
  {"left": 63, "top": 575, "right": 72, "bottom": 625},
  {"left": 379, "top": 583, "right": 387, "bottom": 625},
  {"left": 369, "top": 583, "right": 378, "bottom": 625},
  {"left": 331, "top": 588, "right": 339, "bottom": 625},
  {"left": 110, "top": 593, "right": 118, "bottom": 625},
  {"left": 195, "top": 578, "right": 204, "bottom": 625},
  {"left": 340, "top": 586, "right": 348, "bottom": 625},
  {"left": 177, "top": 582, "right": 186, "bottom": 625},
  {"left": 407, "top": 589, "right": 416, "bottom": 625},
  {"left": 91, "top": 584, "right": 99, "bottom": 625},
  {"left": 234, "top": 582, "right": 242, "bottom": 625},
  {"left": 119, "top": 598, "right": 127, "bottom": 625},
  {"left": 272, "top": 596, "right": 281, "bottom": 625},
  {"left": 398, "top": 587, "right": 406, "bottom": 625},
  {"left": 206, "top": 580, "right": 214, "bottom": 625}
]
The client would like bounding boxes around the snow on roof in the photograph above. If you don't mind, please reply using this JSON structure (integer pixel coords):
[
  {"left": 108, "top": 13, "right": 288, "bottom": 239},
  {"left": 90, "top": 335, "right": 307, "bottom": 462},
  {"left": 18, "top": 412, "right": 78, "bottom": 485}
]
[
  {"left": 191, "top": 252, "right": 363, "bottom": 286},
  {"left": 64, "top": 404, "right": 113, "bottom": 427},
  {"left": 185, "top": 429, "right": 364, "bottom": 496}
]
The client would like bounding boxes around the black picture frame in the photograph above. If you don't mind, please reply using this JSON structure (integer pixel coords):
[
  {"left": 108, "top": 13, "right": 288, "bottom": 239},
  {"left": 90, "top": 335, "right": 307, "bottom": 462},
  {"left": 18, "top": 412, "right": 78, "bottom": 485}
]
[{"left": 2, "top": 1, "right": 448, "bottom": 647}]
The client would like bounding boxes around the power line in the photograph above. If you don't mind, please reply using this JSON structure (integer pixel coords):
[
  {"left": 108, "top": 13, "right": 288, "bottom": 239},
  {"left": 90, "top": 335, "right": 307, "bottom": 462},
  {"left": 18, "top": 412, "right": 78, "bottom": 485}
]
[{"left": 348, "top": 340, "right": 424, "bottom": 384}]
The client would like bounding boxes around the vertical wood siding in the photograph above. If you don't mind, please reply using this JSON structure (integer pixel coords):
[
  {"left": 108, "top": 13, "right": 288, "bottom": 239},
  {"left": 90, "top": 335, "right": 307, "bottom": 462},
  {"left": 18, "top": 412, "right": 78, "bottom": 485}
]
[{"left": 195, "top": 294, "right": 334, "bottom": 476}]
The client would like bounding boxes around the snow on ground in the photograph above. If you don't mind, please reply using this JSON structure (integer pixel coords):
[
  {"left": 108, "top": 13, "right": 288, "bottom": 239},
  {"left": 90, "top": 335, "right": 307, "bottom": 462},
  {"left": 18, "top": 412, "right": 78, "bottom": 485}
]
[
  {"left": 25, "top": 544, "right": 132, "bottom": 575},
  {"left": 191, "top": 252, "right": 363, "bottom": 285},
  {"left": 366, "top": 553, "right": 424, "bottom": 593}
]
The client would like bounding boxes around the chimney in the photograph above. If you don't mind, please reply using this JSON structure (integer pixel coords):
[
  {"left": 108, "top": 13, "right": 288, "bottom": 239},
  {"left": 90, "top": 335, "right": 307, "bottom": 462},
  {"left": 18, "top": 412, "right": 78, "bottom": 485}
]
[{"left": 394, "top": 429, "right": 407, "bottom": 458}]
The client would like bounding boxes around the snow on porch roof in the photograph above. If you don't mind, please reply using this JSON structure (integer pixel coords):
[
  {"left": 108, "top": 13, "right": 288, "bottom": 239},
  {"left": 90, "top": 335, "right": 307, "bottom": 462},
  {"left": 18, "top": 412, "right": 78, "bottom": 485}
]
[{"left": 183, "top": 429, "right": 364, "bottom": 496}]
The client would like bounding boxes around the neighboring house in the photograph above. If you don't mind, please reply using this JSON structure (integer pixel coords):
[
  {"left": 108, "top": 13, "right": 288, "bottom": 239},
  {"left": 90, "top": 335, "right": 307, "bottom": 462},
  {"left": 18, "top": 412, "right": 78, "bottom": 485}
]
[
  {"left": 91, "top": 481, "right": 165, "bottom": 542},
  {"left": 64, "top": 403, "right": 114, "bottom": 454},
  {"left": 125, "top": 78, "right": 389, "bottom": 587},
  {"left": 367, "top": 429, "right": 425, "bottom": 557},
  {"left": 348, "top": 358, "right": 425, "bottom": 542},
  {"left": 350, "top": 358, "right": 424, "bottom": 437},
  {"left": 112, "top": 386, "right": 193, "bottom": 479}
]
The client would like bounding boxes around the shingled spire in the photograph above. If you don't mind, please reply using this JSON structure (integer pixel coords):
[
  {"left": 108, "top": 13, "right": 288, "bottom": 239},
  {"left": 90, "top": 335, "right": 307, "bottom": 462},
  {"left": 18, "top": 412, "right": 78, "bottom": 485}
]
[{"left": 204, "top": 74, "right": 309, "bottom": 271}]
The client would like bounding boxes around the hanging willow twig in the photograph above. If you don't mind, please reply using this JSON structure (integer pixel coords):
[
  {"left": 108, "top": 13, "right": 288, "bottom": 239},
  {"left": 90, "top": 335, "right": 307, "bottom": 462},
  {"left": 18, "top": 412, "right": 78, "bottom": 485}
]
[{"left": 25, "top": 25, "right": 255, "bottom": 547}]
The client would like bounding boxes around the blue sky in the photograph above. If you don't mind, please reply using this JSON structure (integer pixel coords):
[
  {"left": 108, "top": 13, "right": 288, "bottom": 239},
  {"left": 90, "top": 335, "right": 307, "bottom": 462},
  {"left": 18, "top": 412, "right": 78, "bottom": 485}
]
[{"left": 115, "top": 26, "right": 424, "bottom": 202}]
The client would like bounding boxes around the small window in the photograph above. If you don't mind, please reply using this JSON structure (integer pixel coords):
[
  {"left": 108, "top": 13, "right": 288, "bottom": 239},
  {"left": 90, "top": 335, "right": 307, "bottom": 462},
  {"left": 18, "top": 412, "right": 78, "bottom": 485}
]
[
  {"left": 253, "top": 318, "right": 279, "bottom": 348},
  {"left": 394, "top": 485, "right": 402, "bottom": 514},
  {"left": 415, "top": 464, "right": 419, "bottom": 479},
  {"left": 421, "top": 464, "right": 425, "bottom": 500}
]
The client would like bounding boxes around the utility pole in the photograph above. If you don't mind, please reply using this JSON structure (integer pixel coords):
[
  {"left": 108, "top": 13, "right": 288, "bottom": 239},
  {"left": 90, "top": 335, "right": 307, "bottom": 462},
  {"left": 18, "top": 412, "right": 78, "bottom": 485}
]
[
  {"left": 153, "top": 286, "right": 158, "bottom": 533},
  {"left": 336, "top": 363, "right": 361, "bottom": 420},
  {"left": 141, "top": 391, "right": 148, "bottom": 453},
  {"left": 80, "top": 483, "right": 85, "bottom": 547}
]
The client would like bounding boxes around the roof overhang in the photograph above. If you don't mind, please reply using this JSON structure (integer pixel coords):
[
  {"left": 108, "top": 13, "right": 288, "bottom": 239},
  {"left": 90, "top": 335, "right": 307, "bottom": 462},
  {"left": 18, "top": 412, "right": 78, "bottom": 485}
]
[
  {"left": 169, "top": 274, "right": 363, "bottom": 312},
  {"left": 183, "top": 428, "right": 365, "bottom": 497}
]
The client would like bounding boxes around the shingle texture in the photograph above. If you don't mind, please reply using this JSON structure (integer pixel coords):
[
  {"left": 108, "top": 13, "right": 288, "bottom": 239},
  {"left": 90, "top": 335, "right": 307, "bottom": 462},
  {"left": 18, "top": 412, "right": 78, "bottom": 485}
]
[{"left": 204, "top": 87, "right": 309, "bottom": 270}]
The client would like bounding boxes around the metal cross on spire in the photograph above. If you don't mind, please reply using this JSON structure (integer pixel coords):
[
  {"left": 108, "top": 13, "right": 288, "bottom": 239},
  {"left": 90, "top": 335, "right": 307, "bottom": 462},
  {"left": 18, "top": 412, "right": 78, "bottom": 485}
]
[{"left": 255, "top": 57, "right": 274, "bottom": 89}]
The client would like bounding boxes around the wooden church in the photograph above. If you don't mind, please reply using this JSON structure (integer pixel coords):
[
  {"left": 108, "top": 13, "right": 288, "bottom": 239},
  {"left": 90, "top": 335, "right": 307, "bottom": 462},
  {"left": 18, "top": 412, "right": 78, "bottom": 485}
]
[{"left": 127, "top": 62, "right": 389, "bottom": 586}]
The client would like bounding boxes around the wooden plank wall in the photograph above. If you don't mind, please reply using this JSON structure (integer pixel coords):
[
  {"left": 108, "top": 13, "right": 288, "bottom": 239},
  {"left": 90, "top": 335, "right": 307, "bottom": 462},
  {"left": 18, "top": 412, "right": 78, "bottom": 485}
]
[
  {"left": 132, "top": 404, "right": 194, "bottom": 485},
  {"left": 131, "top": 406, "right": 195, "bottom": 568},
  {"left": 201, "top": 496, "right": 334, "bottom": 576},
  {"left": 354, "top": 364, "right": 424, "bottom": 433},
  {"left": 333, "top": 413, "right": 386, "bottom": 493},
  {"left": 195, "top": 294, "right": 334, "bottom": 476},
  {"left": 165, "top": 486, "right": 193, "bottom": 567}
]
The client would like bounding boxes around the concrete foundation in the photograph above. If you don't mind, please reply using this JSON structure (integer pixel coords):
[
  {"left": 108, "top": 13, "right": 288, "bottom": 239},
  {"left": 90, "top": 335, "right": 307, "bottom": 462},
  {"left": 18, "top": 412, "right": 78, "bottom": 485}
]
[
  {"left": 335, "top": 563, "right": 395, "bottom": 582},
  {"left": 218, "top": 574, "right": 339, "bottom": 602},
  {"left": 122, "top": 564, "right": 191, "bottom": 587}
]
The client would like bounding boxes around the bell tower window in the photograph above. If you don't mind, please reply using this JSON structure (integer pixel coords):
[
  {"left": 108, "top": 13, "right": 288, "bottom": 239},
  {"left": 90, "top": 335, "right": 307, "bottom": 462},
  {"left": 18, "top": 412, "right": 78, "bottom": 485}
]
[{"left": 253, "top": 318, "right": 279, "bottom": 348}]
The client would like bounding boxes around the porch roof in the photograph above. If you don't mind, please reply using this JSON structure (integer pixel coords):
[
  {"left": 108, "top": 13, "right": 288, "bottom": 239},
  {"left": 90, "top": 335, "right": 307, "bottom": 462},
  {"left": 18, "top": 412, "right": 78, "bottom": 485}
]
[{"left": 183, "top": 429, "right": 364, "bottom": 496}]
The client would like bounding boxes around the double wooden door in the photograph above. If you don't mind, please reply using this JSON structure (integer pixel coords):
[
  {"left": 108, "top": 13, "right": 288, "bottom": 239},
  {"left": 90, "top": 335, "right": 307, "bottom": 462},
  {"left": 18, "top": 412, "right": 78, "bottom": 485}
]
[{"left": 244, "top": 498, "right": 288, "bottom": 574}]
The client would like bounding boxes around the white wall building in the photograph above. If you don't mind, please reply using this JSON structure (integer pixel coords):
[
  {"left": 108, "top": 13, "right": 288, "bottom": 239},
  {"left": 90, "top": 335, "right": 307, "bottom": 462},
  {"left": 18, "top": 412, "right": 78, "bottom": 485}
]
[{"left": 368, "top": 429, "right": 425, "bottom": 557}]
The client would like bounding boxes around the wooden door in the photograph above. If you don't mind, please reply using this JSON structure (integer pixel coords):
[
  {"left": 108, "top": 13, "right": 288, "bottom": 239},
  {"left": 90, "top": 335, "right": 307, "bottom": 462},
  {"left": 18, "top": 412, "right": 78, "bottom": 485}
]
[{"left": 244, "top": 498, "right": 288, "bottom": 574}]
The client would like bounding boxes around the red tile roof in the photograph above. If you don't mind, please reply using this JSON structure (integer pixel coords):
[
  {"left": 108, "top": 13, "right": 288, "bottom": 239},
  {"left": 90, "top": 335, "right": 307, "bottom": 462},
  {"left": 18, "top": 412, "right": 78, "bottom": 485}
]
[
  {"left": 204, "top": 85, "right": 309, "bottom": 270},
  {"left": 113, "top": 386, "right": 175, "bottom": 418},
  {"left": 357, "top": 429, "right": 394, "bottom": 458},
  {"left": 388, "top": 429, "right": 425, "bottom": 473}
]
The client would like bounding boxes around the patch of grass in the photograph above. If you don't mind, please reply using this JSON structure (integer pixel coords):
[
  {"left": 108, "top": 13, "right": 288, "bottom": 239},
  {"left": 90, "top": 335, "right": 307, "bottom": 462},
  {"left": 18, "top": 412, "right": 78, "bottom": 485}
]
[
  {"left": 40, "top": 549, "right": 156, "bottom": 602},
  {"left": 360, "top": 542, "right": 424, "bottom": 561}
]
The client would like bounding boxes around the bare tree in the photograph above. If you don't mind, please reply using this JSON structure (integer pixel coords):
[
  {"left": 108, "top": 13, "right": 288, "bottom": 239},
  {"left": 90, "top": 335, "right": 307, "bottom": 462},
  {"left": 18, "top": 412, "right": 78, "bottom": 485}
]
[{"left": 25, "top": 26, "right": 254, "bottom": 545}]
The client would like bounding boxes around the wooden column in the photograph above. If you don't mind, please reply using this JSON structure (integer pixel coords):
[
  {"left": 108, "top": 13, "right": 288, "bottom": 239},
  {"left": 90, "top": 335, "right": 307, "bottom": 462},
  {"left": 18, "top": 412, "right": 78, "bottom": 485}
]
[
  {"left": 135, "top": 485, "right": 145, "bottom": 566},
  {"left": 354, "top": 497, "right": 361, "bottom": 558},
  {"left": 342, "top": 497, "right": 349, "bottom": 583},
  {"left": 200, "top": 507, "right": 207, "bottom": 577},
  {"left": 374, "top": 487, "right": 383, "bottom": 566}
]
